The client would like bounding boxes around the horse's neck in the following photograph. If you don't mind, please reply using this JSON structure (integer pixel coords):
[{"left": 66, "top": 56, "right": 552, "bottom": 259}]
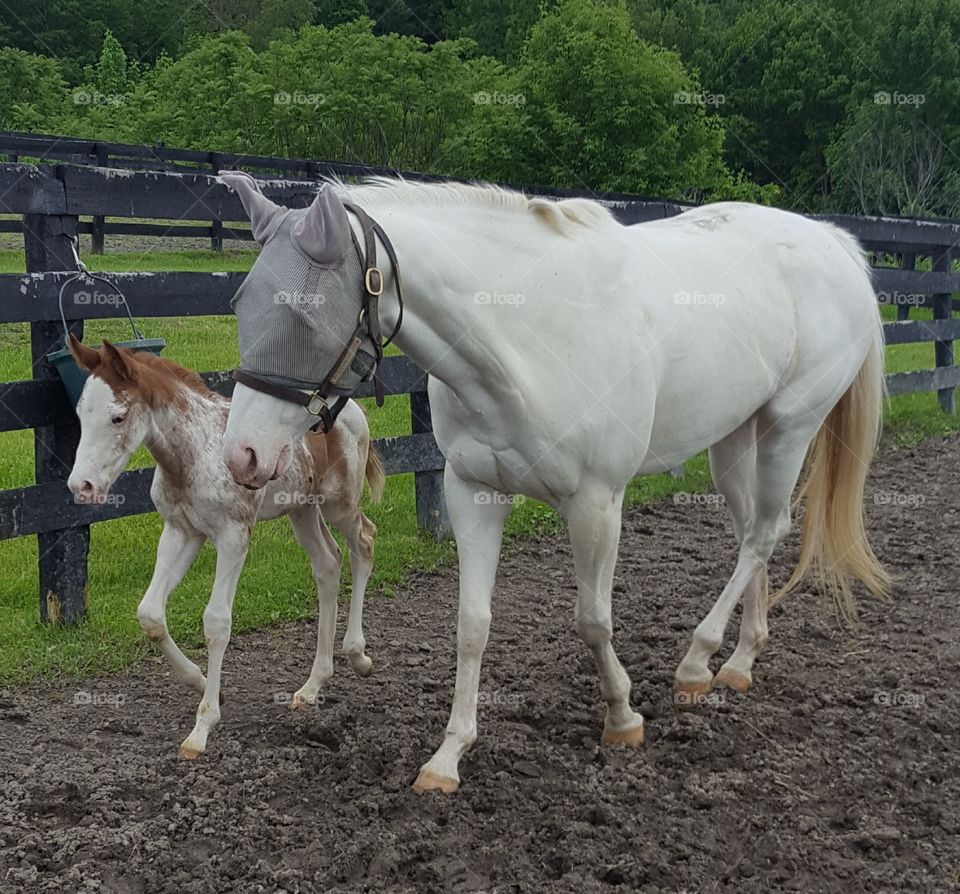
[
  {"left": 143, "top": 387, "right": 220, "bottom": 480},
  {"left": 377, "top": 207, "right": 519, "bottom": 389}
]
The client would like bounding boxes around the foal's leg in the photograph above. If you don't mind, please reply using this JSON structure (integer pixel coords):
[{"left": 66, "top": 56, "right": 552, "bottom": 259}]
[
  {"left": 179, "top": 526, "right": 249, "bottom": 759},
  {"left": 137, "top": 523, "right": 207, "bottom": 695},
  {"left": 565, "top": 487, "right": 645, "bottom": 746},
  {"left": 674, "top": 413, "right": 818, "bottom": 704},
  {"left": 289, "top": 507, "right": 343, "bottom": 708},
  {"left": 413, "top": 467, "right": 511, "bottom": 795},
  {"left": 331, "top": 509, "right": 376, "bottom": 676}
]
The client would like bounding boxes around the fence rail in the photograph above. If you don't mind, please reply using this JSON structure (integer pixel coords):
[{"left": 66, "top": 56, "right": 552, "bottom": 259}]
[{"left": 0, "top": 145, "right": 956, "bottom": 624}]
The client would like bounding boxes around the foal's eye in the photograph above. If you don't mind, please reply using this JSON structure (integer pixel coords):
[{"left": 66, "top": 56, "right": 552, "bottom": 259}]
[{"left": 111, "top": 414, "right": 126, "bottom": 425}]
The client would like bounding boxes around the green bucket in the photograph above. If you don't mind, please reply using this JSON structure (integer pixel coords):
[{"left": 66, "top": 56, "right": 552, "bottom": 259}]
[{"left": 46, "top": 270, "right": 166, "bottom": 409}]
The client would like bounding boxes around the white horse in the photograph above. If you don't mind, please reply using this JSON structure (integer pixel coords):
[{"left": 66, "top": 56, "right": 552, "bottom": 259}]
[
  {"left": 217, "top": 173, "right": 889, "bottom": 793},
  {"left": 65, "top": 336, "right": 384, "bottom": 758}
]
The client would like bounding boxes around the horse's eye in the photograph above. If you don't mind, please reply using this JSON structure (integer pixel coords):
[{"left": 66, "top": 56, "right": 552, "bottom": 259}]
[{"left": 111, "top": 414, "right": 126, "bottom": 425}]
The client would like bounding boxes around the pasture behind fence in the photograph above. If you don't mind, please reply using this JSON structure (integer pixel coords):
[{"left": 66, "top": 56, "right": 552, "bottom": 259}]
[{"left": 0, "top": 148, "right": 957, "bottom": 626}]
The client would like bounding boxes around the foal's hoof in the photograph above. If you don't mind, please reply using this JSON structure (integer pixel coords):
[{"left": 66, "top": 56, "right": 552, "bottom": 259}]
[
  {"left": 178, "top": 744, "right": 203, "bottom": 761},
  {"left": 412, "top": 770, "right": 459, "bottom": 795},
  {"left": 350, "top": 654, "right": 373, "bottom": 677},
  {"left": 673, "top": 679, "right": 713, "bottom": 710},
  {"left": 713, "top": 667, "right": 751, "bottom": 693},
  {"left": 601, "top": 722, "right": 646, "bottom": 748}
]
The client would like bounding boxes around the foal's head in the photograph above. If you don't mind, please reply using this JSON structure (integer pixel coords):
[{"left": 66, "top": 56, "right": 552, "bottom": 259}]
[{"left": 65, "top": 335, "right": 206, "bottom": 504}]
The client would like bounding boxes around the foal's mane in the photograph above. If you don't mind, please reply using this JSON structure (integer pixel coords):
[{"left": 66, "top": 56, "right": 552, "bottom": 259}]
[
  {"left": 93, "top": 347, "right": 211, "bottom": 408},
  {"left": 335, "top": 177, "right": 615, "bottom": 236}
]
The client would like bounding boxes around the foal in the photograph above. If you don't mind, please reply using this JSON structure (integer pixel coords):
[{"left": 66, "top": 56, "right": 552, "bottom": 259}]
[{"left": 65, "top": 335, "right": 383, "bottom": 758}]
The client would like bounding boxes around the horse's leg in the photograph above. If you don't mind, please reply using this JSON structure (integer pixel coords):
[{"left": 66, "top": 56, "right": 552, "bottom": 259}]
[
  {"left": 137, "top": 523, "right": 208, "bottom": 695},
  {"left": 413, "top": 467, "right": 510, "bottom": 795},
  {"left": 178, "top": 526, "right": 249, "bottom": 759},
  {"left": 565, "top": 486, "right": 645, "bottom": 746},
  {"left": 289, "top": 506, "right": 343, "bottom": 708},
  {"left": 701, "top": 417, "right": 771, "bottom": 694},
  {"left": 674, "top": 412, "right": 818, "bottom": 705},
  {"left": 334, "top": 509, "right": 376, "bottom": 676}
]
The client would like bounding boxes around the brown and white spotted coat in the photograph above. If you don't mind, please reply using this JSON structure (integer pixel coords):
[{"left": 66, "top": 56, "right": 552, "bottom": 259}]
[{"left": 65, "top": 335, "right": 384, "bottom": 759}]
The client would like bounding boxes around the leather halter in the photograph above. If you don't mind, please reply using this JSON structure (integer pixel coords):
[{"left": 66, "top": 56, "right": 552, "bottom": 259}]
[{"left": 232, "top": 203, "right": 403, "bottom": 433}]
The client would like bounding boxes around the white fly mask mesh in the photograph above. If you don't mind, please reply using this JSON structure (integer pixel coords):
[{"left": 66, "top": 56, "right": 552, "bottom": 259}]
[{"left": 231, "top": 211, "right": 380, "bottom": 396}]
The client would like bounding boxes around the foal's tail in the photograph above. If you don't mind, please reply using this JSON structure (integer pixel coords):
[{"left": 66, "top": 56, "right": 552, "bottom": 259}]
[
  {"left": 775, "top": 317, "right": 891, "bottom": 620},
  {"left": 364, "top": 443, "right": 385, "bottom": 504}
]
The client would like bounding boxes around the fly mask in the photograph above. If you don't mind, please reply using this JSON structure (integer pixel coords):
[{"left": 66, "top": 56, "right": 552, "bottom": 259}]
[{"left": 220, "top": 171, "right": 402, "bottom": 433}]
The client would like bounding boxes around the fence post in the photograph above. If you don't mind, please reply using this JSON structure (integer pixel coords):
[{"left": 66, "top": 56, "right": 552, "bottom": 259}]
[
  {"left": 90, "top": 145, "right": 108, "bottom": 254},
  {"left": 209, "top": 153, "right": 223, "bottom": 252},
  {"left": 410, "top": 387, "right": 450, "bottom": 539},
  {"left": 897, "top": 253, "right": 916, "bottom": 321},
  {"left": 23, "top": 211, "right": 89, "bottom": 623},
  {"left": 932, "top": 247, "right": 956, "bottom": 414}
]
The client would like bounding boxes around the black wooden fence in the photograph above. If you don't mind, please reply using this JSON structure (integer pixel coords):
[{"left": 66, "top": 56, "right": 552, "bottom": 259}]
[
  {"left": 0, "top": 149, "right": 957, "bottom": 626},
  {"left": 0, "top": 130, "right": 680, "bottom": 252}
]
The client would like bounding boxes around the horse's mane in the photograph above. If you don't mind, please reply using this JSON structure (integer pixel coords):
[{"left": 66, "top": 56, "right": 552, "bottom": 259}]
[
  {"left": 127, "top": 350, "right": 210, "bottom": 396},
  {"left": 334, "top": 176, "right": 615, "bottom": 236}
]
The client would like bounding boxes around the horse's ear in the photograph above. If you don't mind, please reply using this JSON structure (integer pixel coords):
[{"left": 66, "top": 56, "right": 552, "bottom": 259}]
[
  {"left": 292, "top": 184, "right": 351, "bottom": 265},
  {"left": 218, "top": 170, "right": 287, "bottom": 246},
  {"left": 101, "top": 339, "right": 139, "bottom": 385},
  {"left": 67, "top": 333, "right": 101, "bottom": 372}
]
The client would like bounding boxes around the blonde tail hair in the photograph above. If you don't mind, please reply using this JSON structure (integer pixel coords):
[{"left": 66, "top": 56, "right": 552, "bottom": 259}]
[
  {"left": 775, "top": 323, "right": 892, "bottom": 620},
  {"left": 364, "top": 443, "right": 385, "bottom": 504}
]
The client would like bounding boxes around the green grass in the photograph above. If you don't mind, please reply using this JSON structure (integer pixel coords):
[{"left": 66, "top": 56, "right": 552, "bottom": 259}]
[{"left": 0, "top": 249, "right": 956, "bottom": 684}]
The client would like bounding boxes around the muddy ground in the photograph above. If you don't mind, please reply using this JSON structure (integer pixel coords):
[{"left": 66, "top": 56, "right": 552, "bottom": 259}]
[{"left": 1, "top": 434, "right": 958, "bottom": 893}]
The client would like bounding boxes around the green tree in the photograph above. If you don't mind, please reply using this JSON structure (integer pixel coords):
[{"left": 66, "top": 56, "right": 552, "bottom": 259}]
[
  {"left": 0, "top": 48, "right": 66, "bottom": 131},
  {"left": 454, "top": 0, "right": 733, "bottom": 199},
  {"left": 704, "top": 0, "right": 863, "bottom": 209}
]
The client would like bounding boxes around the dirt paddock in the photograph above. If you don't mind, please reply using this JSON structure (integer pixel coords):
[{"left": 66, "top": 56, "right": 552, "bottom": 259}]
[{"left": 2, "top": 434, "right": 958, "bottom": 893}]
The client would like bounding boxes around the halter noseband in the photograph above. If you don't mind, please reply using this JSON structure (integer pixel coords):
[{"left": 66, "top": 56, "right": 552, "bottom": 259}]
[{"left": 232, "top": 202, "right": 403, "bottom": 433}]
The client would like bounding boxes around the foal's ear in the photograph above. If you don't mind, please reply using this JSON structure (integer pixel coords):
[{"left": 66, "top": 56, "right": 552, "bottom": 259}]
[
  {"left": 292, "top": 184, "right": 351, "bottom": 266},
  {"left": 218, "top": 170, "right": 287, "bottom": 246},
  {"left": 67, "top": 333, "right": 101, "bottom": 372},
  {"left": 101, "top": 340, "right": 139, "bottom": 385}
]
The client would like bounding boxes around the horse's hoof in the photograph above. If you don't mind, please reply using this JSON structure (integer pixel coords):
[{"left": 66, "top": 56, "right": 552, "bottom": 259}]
[
  {"left": 673, "top": 679, "right": 713, "bottom": 710},
  {"left": 412, "top": 771, "right": 459, "bottom": 795},
  {"left": 178, "top": 744, "right": 203, "bottom": 760},
  {"left": 601, "top": 722, "right": 645, "bottom": 748},
  {"left": 289, "top": 694, "right": 315, "bottom": 711},
  {"left": 351, "top": 655, "right": 373, "bottom": 677},
  {"left": 713, "top": 667, "right": 751, "bottom": 693}
]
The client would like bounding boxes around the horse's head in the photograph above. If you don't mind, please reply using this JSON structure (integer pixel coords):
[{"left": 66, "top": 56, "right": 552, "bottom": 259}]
[
  {"left": 66, "top": 336, "right": 154, "bottom": 504},
  {"left": 219, "top": 170, "right": 361, "bottom": 489}
]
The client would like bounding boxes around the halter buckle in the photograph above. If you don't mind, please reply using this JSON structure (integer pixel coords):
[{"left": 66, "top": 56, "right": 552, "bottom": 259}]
[
  {"left": 305, "top": 390, "right": 329, "bottom": 416},
  {"left": 365, "top": 267, "right": 384, "bottom": 296}
]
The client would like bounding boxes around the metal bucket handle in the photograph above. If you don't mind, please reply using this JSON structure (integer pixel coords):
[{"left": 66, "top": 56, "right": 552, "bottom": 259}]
[{"left": 57, "top": 236, "right": 144, "bottom": 344}]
